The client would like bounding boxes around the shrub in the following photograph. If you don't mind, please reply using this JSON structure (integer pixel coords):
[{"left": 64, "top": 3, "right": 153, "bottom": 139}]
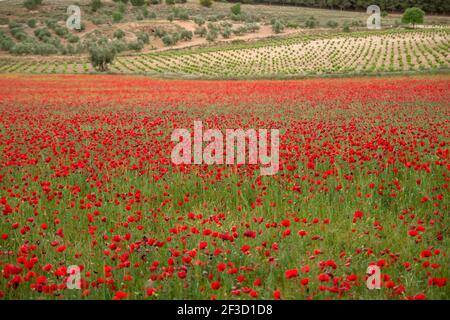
[
  {"left": 194, "top": 16, "right": 205, "bottom": 26},
  {"left": 206, "top": 29, "right": 218, "bottom": 42},
  {"left": 402, "top": 7, "right": 425, "bottom": 28},
  {"left": 23, "top": 0, "right": 42, "bottom": 10},
  {"left": 10, "top": 27, "right": 28, "bottom": 41},
  {"left": 154, "top": 28, "right": 167, "bottom": 38},
  {"left": 136, "top": 32, "right": 150, "bottom": 44},
  {"left": 285, "top": 21, "right": 299, "bottom": 29},
  {"left": 245, "top": 22, "right": 259, "bottom": 32},
  {"left": 305, "top": 16, "right": 318, "bottom": 29},
  {"left": 151, "top": 0, "right": 160, "bottom": 3},
  {"left": 45, "top": 19, "right": 58, "bottom": 29},
  {"left": 54, "top": 26, "right": 69, "bottom": 38},
  {"left": 0, "top": 36, "right": 15, "bottom": 51},
  {"left": 221, "top": 27, "right": 231, "bottom": 39},
  {"left": 326, "top": 20, "right": 339, "bottom": 28},
  {"left": 114, "top": 29, "right": 126, "bottom": 39},
  {"left": 178, "top": 11, "right": 189, "bottom": 20},
  {"left": 117, "top": 2, "right": 126, "bottom": 13},
  {"left": 27, "top": 19, "right": 37, "bottom": 28},
  {"left": 34, "top": 28, "right": 52, "bottom": 40},
  {"left": 91, "top": 0, "right": 102, "bottom": 12},
  {"left": 162, "top": 34, "right": 176, "bottom": 46},
  {"left": 342, "top": 23, "right": 350, "bottom": 32},
  {"left": 230, "top": 3, "right": 241, "bottom": 15},
  {"left": 89, "top": 44, "right": 116, "bottom": 71},
  {"left": 199, "top": 0, "right": 212, "bottom": 8},
  {"left": 110, "top": 40, "right": 127, "bottom": 53},
  {"left": 131, "top": 0, "right": 145, "bottom": 6},
  {"left": 113, "top": 12, "right": 123, "bottom": 23},
  {"left": 67, "top": 34, "right": 80, "bottom": 43},
  {"left": 166, "top": 0, "right": 175, "bottom": 4},
  {"left": 11, "top": 40, "right": 59, "bottom": 55},
  {"left": 178, "top": 30, "right": 191, "bottom": 41},
  {"left": 128, "top": 40, "right": 144, "bottom": 51},
  {"left": 142, "top": 7, "right": 149, "bottom": 17},
  {"left": 271, "top": 20, "right": 285, "bottom": 34},
  {"left": 194, "top": 26, "right": 207, "bottom": 37},
  {"left": 92, "top": 17, "right": 107, "bottom": 25}
]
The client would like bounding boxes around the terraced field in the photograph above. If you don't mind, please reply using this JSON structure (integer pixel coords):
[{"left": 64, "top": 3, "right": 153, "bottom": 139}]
[{"left": 0, "top": 29, "right": 449, "bottom": 78}]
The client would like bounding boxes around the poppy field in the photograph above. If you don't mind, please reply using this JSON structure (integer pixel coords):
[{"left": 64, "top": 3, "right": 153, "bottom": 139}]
[{"left": 0, "top": 74, "right": 448, "bottom": 300}]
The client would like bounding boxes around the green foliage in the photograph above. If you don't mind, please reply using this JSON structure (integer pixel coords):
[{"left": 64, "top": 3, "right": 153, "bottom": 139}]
[
  {"left": 180, "top": 30, "right": 193, "bottom": 41},
  {"left": 89, "top": 44, "right": 116, "bottom": 71},
  {"left": 0, "top": 32, "right": 15, "bottom": 51},
  {"left": 34, "top": 28, "right": 51, "bottom": 41},
  {"left": 304, "top": 16, "right": 318, "bottom": 29},
  {"left": 214, "top": 0, "right": 448, "bottom": 15},
  {"left": 11, "top": 39, "right": 59, "bottom": 55},
  {"left": 326, "top": 20, "right": 339, "bottom": 28},
  {"left": 271, "top": 19, "right": 285, "bottom": 34},
  {"left": 0, "top": 17, "right": 9, "bottom": 25},
  {"left": 113, "top": 11, "right": 124, "bottom": 23},
  {"left": 194, "top": 26, "right": 207, "bottom": 37},
  {"left": 402, "top": 7, "right": 425, "bottom": 27},
  {"left": 91, "top": 0, "right": 102, "bottom": 12},
  {"left": 199, "top": 0, "right": 212, "bottom": 8},
  {"left": 230, "top": 3, "right": 241, "bottom": 15},
  {"left": 117, "top": 2, "right": 127, "bottom": 13},
  {"left": 165, "top": 0, "right": 175, "bottom": 4},
  {"left": 110, "top": 39, "right": 128, "bottom": 53},
  {"left": 130, "top": 0, "right": 145, "bottom": 6},
  {"left": 142, "top": 7, "right": 149, "bottom": 17},
  {"left": 114, "top": 29, "right": 126, "bottom": 39},
  {"left": 128, "top": 40, "right": 144, "bottom": 51},
  {"left": 67, "top": 34, "right": 80, "bottom": 43},
  {"left": 221, "top": 27, "right": 231, "bottom": 39},
  {"left": 162, "top": 34, "right": 178, "bottom": 46},
  {"left": 155, "top": 28, "right": 167, "bottom": 38},
  {"left": 342, "top": 23, "right": 350, "bottom": 32},
  {"left": 23, "top": 0, "right": 43, "bottom": 10},
  {"left": 45, "top": 19, "right": 58, "bottom": 29},
  {"left": 136, "top": 32, "right": 150, "bottom": 44},
  {"left": 54, "top": 26, "right": 69, "bottom": 38},
  {"left": 9, "top": 23, "right": 28, "bottom": 41},
  {"left": 27, "top": 19, "right": 37, "bottom": 28},
  {"left": 194, "top": 16, "right": 205, "bottom": 26},
  {"left": 206, "top": 29, "right": 218, "bottom": 42}
]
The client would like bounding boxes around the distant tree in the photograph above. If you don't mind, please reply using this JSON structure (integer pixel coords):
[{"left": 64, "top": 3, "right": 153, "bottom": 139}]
[
  {"left": 402, "top": 7, "right": 425, "bottom": 28},
  {"left": 199, "top": 0, "right": 212, "bottom": 7},
  {"left": 130, "top": 0, "right": 145, "bottom": 6},
  {"left": 112, "top": 11, "right": 123, "bottom": 23},
  {"left": 271, "top": 19, "right": 285, "bottom": 34},
  {"left": 230, "top": 3, "right": 241, "bottom": 15},
  {"left": 23, "top": 0, "right": 43, "bottom": 10},
  {"left": 90, "top": 0, "right": 102, "bottom": 12},
  {"left": 89, "top": 45, "right": 116, "bottom": 72}
]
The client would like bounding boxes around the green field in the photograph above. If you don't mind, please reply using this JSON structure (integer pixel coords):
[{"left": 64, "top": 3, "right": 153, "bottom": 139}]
[{"left": 0, "top": 28, "right": 449, "bottom": 78}]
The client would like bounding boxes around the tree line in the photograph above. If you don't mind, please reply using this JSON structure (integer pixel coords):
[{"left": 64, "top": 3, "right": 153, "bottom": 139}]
[{"left": 223, "top": 0, "right": 450, "bottom": 15}]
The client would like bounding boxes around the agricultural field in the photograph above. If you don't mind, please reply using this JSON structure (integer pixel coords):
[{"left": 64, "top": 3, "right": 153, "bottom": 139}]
[
  {"left": 0, "top": 28, "right": 449, "bottom": 77},
  {"left": 0, "top": 74, "right": 449, "bottom": 300},
  {"left": 0, "top": 0, "right": 449, "bottom": 79}
]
